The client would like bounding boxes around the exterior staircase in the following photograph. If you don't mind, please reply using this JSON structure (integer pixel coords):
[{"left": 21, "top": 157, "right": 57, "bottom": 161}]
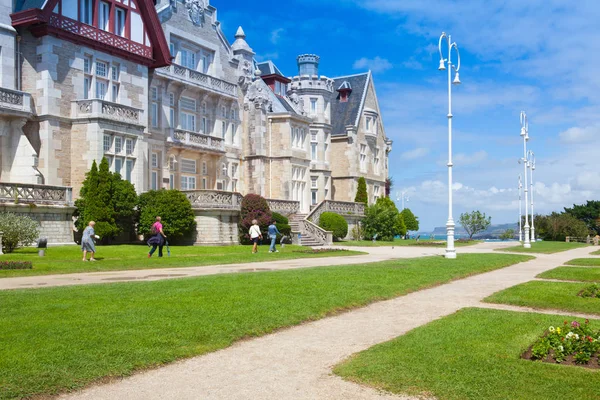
[{"left": 289, "top": 213, "right": 324, "bottom": 247}]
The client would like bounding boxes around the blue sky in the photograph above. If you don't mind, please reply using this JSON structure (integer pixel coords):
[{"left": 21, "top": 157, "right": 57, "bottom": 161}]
[{"left": 215, "top": 0, "right": 600, "bottom": 230}]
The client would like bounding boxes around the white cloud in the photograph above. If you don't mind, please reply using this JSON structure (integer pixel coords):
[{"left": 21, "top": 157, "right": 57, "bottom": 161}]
[
  {"left": 453, "top": 150, "right": 487, "bottom": 165},
  {"left": 559, "top": 125, "right": 600, "bottom": 143},
  {"left": 400, "top": 147, "right": 429, "bottom": 160},
  {"left": 270, "top": 28, "right": 284, "bottom": 44},
  {"left": 402, "top": 57, "right": 423, "bottom": 70},
  {"left": 353, "top": 56, "right": 393, "bottom": 73},
  {"left": 254, "top": 52, "right": 280, "bottom": 62}
]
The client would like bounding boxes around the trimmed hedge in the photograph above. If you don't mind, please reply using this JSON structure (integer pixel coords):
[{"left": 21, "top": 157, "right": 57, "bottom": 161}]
[
  {"left": 271, "top": 212, "right": 289, "bottom": 225},
  {"left": 319, "top": 212, "right": 348, "bottom": 240},
  {"left": 0, "top": 261, "right": 33, "bottom": 270}
]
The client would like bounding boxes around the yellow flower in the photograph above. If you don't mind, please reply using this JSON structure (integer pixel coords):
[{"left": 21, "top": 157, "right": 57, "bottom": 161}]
[{"left": 557, "top": 328, "right": 561, "bottom": 334}]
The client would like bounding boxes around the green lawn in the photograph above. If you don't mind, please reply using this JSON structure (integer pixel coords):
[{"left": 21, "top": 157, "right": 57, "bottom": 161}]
[
  {"left": 592, "top": 249, "right": 600, "bottom": 255},
  {"left": 566, "top": 258, "right": 600, "bottom": 267},
  {"left": 334, "top": 308, "right": 600, "bottom": 400},
  {"left": 484, "top": 280, "right": 600, "bottom": 315},
  {"left": 496, "top": 241, "right": 587, "bottom": 254},
  {"left": 334, "top": 239, "right": 480, "bottom": 247},
  {"left": 0, "top": 253, "right": 531, "bottom": 399},
  {"left": 0, "top": 244, "right": 364, "bottom": 278},
  {"left": 538, "top": 267, "right": 600, "bottom": 282}
]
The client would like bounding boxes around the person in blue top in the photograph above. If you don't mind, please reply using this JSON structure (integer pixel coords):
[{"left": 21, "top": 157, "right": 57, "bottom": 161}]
[{"left": 268, "top": 220, "right": 281, "bottom": 253}]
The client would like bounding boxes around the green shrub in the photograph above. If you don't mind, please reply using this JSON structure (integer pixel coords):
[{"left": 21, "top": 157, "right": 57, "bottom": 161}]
[
  {"left": 137, "top": 190, "right": 196, "bottom": 244},
  {"left": 362, "top": 197, "right": 406, "bottom": 241},
  {"left": 400, "top": 208, "right": 419, "bottom": 232},
  {"left": 355, "top": 177, "right": 368, "bottom": 204},
  {"left": 271, "top": 212, "right": 289, "bottom": 225},
  {"left": 319, "top": 212, "right": 348, "bottom": 240},
  {"left": 0, "top": 212, "right": 39, "bottom": 253},
  {"left": 239, "top": 194, "right": 272, "bottom": 244},
  {"left": 277, "top": 223, "right": 292, "bottom": 237},
  {"left": 0, "top": 261, "right": 33, "bottom": 270}
]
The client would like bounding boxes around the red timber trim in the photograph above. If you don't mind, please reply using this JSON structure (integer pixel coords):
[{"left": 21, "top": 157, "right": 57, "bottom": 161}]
[
  {"left": 11, "top": 0, "right": 170, "bottom": 68},
  {"left": 261, "top": 74, "right": 292, "bottom": 84}
]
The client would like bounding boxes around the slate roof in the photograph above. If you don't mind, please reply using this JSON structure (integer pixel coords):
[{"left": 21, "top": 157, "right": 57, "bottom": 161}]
[
  {"left": 14, "top": 0, "right": 46, "bottom": 12},
  {"left": 257, "top": 60, "right": 284, "bottom": 77},
  {"left": 331, "top": 72, "right": 370, "bottom": 136}
]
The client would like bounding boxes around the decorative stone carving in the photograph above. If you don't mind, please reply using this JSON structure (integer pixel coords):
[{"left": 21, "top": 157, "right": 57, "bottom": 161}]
[
  {"left": 185, "top": 0, "right": 206, "bottom": 26},
  {"left": 245, "top": 81, "right": 271, "bottom": 110},
  {"left": 287, "top": 90, "right": 305, "bottom": 114},
  {"left": 0, "top": 88, "right": 24, "bottom": 106}
]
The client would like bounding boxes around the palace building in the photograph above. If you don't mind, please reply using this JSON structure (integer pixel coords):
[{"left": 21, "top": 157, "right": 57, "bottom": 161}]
[{"left": 0, "top": 0, "right": 391, "bottom": 245}]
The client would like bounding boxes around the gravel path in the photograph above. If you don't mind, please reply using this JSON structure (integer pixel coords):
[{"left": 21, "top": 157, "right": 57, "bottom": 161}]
[{"left": 57, "top": 245, "right": 597, "bottom": 400}]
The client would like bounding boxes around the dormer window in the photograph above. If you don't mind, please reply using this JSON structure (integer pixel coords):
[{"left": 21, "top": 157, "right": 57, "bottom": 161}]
[{"left": 337, "top": 81, "right": 352, "bottom": 103}]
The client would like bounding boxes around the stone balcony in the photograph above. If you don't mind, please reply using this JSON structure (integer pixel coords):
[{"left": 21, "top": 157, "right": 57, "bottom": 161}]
[
  {"left": 166, "top": 129, "right": 225, "bottom": 153},
  {"left": 156, "top": 64, "right": 238, "bottom": 99},
  {"left": 71, "top": 99, "right": 145, "bottom": 127},
  {"left": 183, "top": 190, "right": 243, "bottom": 210},
  {"left": 0, "top": 87, "right": 33, "bottom": 118},
  {"left": 0, "top": 182, "right": 73, "bottom": 206}
]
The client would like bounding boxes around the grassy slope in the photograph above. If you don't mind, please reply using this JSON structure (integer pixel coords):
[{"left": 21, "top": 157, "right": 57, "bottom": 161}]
[
  {"left": 538, "top": 267, "right": 600, "bottom": 282},
  {"left": 484, "top": 280, "right": 600, "bottom": 315},
  {"left": 0, "top": 245, "right": 364, "bottom": 278},
  {"left": 335, "top": 308, "right": 600, "bottom": 400},
  {"left": 567, "top": 258, "right": 600, "bottom": 267},
  {"left": 334, "top": 239, "right": 480, "bottom": 247},
  {"left": 0, "top": 254, "right": 530, "bottom": 399},
  {"left": 497, "top": 241, "right": 587, "bottom": 254}
]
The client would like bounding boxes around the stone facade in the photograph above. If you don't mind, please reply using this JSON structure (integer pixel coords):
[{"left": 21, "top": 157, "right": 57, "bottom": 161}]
[{"left": 0, "top": 203, "right": 75, "bottom": 244}]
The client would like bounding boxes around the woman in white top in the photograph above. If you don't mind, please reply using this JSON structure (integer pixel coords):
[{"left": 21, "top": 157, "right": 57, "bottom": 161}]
[{"left": 249, "top": 219, "right": 262, "bottom": 254}]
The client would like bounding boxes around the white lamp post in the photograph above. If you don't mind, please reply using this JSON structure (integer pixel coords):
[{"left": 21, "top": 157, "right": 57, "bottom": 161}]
[
  {"left": 518, "top": 174, "right": 523, "bottom": 242},
  {"left": 528, "top": 151, "right": 536, "bottom": 242},
  {"left": 520, "top": 111, "right": 531, "bottom": 249},
  {"left": 438, "top": 32, "right": 461, "bottom": 259}
]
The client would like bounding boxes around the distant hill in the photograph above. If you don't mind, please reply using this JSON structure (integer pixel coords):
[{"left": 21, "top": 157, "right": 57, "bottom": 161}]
[{"left": 426, "top": 223, "right": 519, "bottom": 239}]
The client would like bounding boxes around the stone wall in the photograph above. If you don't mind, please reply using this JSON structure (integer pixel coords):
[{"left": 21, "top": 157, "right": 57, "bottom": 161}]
[
  {"left": 0, "top": 203, "right": 74, "bottom": 244},
  {"left": 192, "top": 209, "right": 240, "bottom": 246}
]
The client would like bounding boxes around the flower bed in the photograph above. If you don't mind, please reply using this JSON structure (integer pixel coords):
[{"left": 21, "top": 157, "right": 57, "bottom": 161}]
[
  {"left": 523, "top": 320, "right": 600, "bottom": 368},
  {"left": 579, "top": 284, "right": 600, "bottom": 299},
  {"left": 292, "top": 249, "right": 349, "bottom": 254},
  {"left": 0, "top": 261, "right": 33, "bottom": 270}
]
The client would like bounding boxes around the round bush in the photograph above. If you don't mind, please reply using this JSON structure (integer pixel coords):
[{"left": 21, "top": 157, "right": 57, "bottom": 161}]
[
  {"left": 0, "top": 212, "right": 40, "bottom": 253},
  {"left": 319, "top": 212, "right": 348, "bottom": 240},
  {"left": 137, "top": 190, "right": 196, "bottom": 243},
  {"left": 239, "top": 194, "right": 272, "bottom": 244},
  {"left": 271, "top": 212, "right": 289, "bottom": 225}
]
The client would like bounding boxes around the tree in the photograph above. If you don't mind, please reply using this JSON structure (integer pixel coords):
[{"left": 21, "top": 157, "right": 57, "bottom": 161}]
[
  {"left": 0, "top": 213, "right": 39, "bottom": 253},
  {"left": 319, "top": 212, "right": 348, "bottom": 240},
  {"left": 362, "top": 197, "right": 406, "bottom": 241},
  {"left": 239, "top": 194, "right": 272, "bottom": 244},
  {"left": 74, "top": 158, "right": 138, "bottom": 242},
  {"left": 534, "top": 212, "right": 589, "bottom": 241},
  {"left": 499, "top": 229, "right": 515, "bottom": 240},
  {"left": 355, "top": 177, "right": 368, "bottom": 204},
  {"left": 400, "top": 208, "right": 419, "bottom": 232},
  {"left": 459, "top": 210, "right": 491, "bottom": 240},
  {"left": 564, "top": 201, "right": 600, "bottom": 235},
  {"left": 137, "top": 190, "right": 196, "bottom": 243},
  {"left": 385, "top": 177, "right": 393, "bottom": 198}
]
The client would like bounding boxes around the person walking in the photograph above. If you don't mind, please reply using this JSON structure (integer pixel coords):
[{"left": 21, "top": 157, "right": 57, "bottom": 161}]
[
  {"left": 148, "top": 216, "right": 167, "bottom": 258},
  {"left": 249, "top": 219, "right": 262, "bottom": 254},
  {"left": 268, "top": 220, "right": 281, "bottom": 253},
  {"left": 81, "top": 221, "right": 100, "bottom": 261}
]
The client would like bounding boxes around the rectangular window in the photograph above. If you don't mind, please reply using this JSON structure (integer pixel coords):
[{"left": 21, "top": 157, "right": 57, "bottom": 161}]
[
  {"left": 169, "top": 157, "right": 177, "bottom": 172},
  {"left": 169, "top": 42, "right": 175, "bottom": 57},
  {"left": 151, "top": 87, "right": 158, "bottom": 101},
  {"left": 115, "top": 157, "right": 123, "bottom": 175},
  {"left": 200, "top": 52, "right": 211, "bottom": 74},
  {"left": 103, "top": 135, "right": 111, "bottom": 152},
  {"left": 79, "top": 0, "right": 92, "bottom": 24},
  {"left": 96, "top": 61, "right": 107, "bottom": 77},
  {"left": 202, "top": 161, "right": 207, "bottom": 175},
  {"left": 181, "top": 159, "right": 196, "bottom": 174},
  {"left": 98, "top": 2, "right": 110, "bottom": 31},
  {"left": 231, "top": 163, "right": 238, "bottom": 178},
  {"left": 151, "top": 103, "right": 159, "bottom": 127},
  {"left": 231, "top": 179, "right": 237, "bottom": 192},
  {"left": 115, "top": 8, "right": 126, "bottom": 37},
  {"left": 111, "top": 84, "right": 119, "bottom": 102},
  {"left": 373, "top": 185, "right": 380, "bottom": 203},
  {"left": 275, "top": 81, "right": 281, "bottom": 95},
  {"left": 311, "top": 177, "right": 318, "bottom": 189},
  {"left": 311, "top": 143, "right": 317, "bottom": 161},
  {"left": 221, "top": 106, "right": 227, "bottom": 118},
  {"left": 216, "top": 181, "right": 224, "bottom": 190},
  {"left": 180, "top": 176, "right": 196, "bottom": 190},
  {"left": 96, "top": 80, "right": 107, "bottom": 99},
  {"left": 180, "top": 112, "right": 196, "bottom": 131},
  {"left": 125, "top": 159, "right": 133, "bottom": 183},
  {"left": 114, "top": 137, "right": 123, "bottom": 154},
  {"left": 151, "top": 171, "right": 158, "bottom": 190},
  {"left": 222, "top": 121, "right": 227, "bottom": 139},
  {"left": 311, "top": 190, "right": 318, "bottom": 205},
  {"left": 201, "top": 117, "right": 207, "bottom": 134},
  {"left": 310, "top": 98, "right": 317, "bottom": 114},
  {"left": 169, "top": 174, "right": 175, "bottom": 190},
  {"left": 83, "top": 56, "right": 92, "bottom": 74},
  {"left": 83, "top": 77, "right": 91, "bottom": 99},
  {"left": 201, "top": 178, "right": 207, "bottom": 189},
  {"left": 180, "top": 97, "right": 196, "bottom": 111},
  {"left": 180, "top": 49, "right": 196, "bottom": 70},
  {"left": 169, "top": 93, "right": 175, "bottom": 107},
  {"left": 231, "top": 124, "right": 237, "bottom": 144},
  {"left": 111, "top": 65, "right": 119, "bottom": 81},
  {"left": 151, "top": 153, "right": 158, "bottom": 168},
  {"left": 125, "top": 138, "right": 134, "bottom": 155},
  {"left": 365, "top": 116, "right": 372, "bottom": 132},
  {"left": 169, "top": 108, "right": 175, "bottom": 128},
  {"left": 360, "top": 144, "right": 367, "bottom": 172},
  {"left": 374, "top": 149, "right": 380, "bottom": 174}
]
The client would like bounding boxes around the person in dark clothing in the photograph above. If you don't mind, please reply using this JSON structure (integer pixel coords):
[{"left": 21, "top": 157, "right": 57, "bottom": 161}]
[{"left": 147, "top": 216, "right": 167, "bottom": 258}]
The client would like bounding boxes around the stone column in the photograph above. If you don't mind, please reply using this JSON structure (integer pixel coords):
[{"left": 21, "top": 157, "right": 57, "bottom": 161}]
[{"left": 0, "top": 231, "right": 3, "bottom": 255}]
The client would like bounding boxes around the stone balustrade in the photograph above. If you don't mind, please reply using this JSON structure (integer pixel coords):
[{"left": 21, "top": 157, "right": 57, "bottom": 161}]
[
  {"left": 266, "top": 199, "right": 300, "bottom": 215},
  {"left": 307, "top": 200, "right": 365, "bottom": 224},
  {"left": 157, "top": 64, "right": 238, "bottom": 98},
  {"left": 71, "top": 99, "right": 144, "bottom": 126},
  {"left": 0, "top": 183, "right": 73, "bottom": 206},
  {"left": 0, "top": 87, "right": 32, "bottom": 116},
  {"left": 183, "top": 190, "right": 243, "bottom": 210},
  {"left": 167, "top": 129, "right": 225, "bottom": 153}
]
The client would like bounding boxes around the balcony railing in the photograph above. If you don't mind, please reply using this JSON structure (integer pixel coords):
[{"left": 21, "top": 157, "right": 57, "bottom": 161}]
[
  {"left": 157, "top": 64, "right": 237, "bottom": 98},
  {"left": 49, "top": 14, "right": 152, "bottom": 59},
  {"left": 266, "top": 199, "right": 300, "bottom": 215},
  {"left": 183, "top": 190, "right": 243, "bottom": 210},
  {"left": 71, "top": 99, "right": 144, "bottom": 126},
  {"left": 167, "top": 129, "right": 225, "bottom": 152},
  {"left": 0, "top": 183, "right": 72, "bottom": 206},
  {"left": 307, "top": 200, "right": 366, "bottom": 224},
  {"left": 0, "top": 87, "right": 32, "bottom": 115}
]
